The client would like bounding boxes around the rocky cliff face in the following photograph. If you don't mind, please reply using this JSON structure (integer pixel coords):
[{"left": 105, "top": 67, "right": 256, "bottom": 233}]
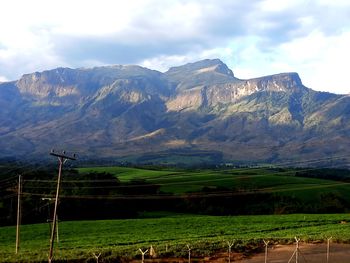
[{"left": 0, "top": 59, "right": 348, "bottom": 166}]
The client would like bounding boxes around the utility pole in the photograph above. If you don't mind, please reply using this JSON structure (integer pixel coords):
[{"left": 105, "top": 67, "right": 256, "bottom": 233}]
[
  {"left": 48, "top": 150, "right": 76, "bottom": 263},
  {"left": 15, "top": 174, "right": 21, "bottom": 254},
  {"left": 42, "top": 197, "right": 59, "bottom": 243}
]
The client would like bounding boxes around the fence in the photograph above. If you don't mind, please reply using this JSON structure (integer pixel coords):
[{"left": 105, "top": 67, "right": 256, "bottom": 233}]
[{"left": 82, "top": 237, "right": 348, "bottom": 263}]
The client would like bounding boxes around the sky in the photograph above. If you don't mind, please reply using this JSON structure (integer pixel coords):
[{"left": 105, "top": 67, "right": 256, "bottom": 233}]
[{"left": 0, "top": 0, "right": 349, "bottom": 94}]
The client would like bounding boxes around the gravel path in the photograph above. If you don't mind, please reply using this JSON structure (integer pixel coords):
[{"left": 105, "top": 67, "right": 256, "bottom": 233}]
[{"left": 235, "top": 243, "right": 350, "bottom": 263}]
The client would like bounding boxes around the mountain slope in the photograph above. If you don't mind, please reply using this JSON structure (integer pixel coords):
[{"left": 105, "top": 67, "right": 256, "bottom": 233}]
[{"left": 0, "top": 59, "right": 349, "bottom": 166}]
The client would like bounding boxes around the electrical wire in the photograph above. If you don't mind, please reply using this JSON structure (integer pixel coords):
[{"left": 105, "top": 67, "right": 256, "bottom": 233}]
[
  {"left": 0, "top": 193, "right": 17, "bottom": 200},
  {"left": 2, "top": 154, "right": 350, "bottom": 204},
  {"left": 0, "top": 175, "right": 19, "bottom": 184},
  {"left": 20, "top": 181, "right": 350, "bottom": 200},
  {"left": 18, "top": 165, "right": 350, "bottom": 191}
]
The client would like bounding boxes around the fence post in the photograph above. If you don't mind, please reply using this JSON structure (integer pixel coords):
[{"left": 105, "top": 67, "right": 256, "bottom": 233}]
[
  {"left": 263, "top": 240, "right": 270, "bottom": 263},
  {"left": 186, "top": 244, "right": 191, "bottom": 263},
  {"left": 327, "top": 237, "right": 332, "bottom": 263},
  {"left": 227, "top": 241, "right": 234, "bottom": 263},
  {"left": 92, "top": 252, "right": 101, "bottom": 263},
  {"left": 139, "top": 248, "right": 148, "bottom": 263},
  {"left": 287, "top": 237, "right": 300, "bottom": 263}
]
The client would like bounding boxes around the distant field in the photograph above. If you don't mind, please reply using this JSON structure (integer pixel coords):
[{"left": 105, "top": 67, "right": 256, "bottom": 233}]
[
  {"left": 1, "top": 214, "right": 350, "bottom": 262},
  {"left": 77, "top": 166, "right": 350, "bottom": 200},
  {"left": 78, "top": 166, "right": 180, "bottom": 182}
]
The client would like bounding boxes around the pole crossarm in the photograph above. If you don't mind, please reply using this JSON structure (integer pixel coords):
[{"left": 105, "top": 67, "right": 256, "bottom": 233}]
[{"left": 50, "top": 149, "right": 76, "bottom": 160}]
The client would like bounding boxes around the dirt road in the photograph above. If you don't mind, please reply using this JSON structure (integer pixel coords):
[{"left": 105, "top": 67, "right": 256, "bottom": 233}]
[
  {"left": 131, "top": 243, "right": 350, "bottom": 262},
  {"left": 235, "top": 243, "right": 350, "bottom": 263}
]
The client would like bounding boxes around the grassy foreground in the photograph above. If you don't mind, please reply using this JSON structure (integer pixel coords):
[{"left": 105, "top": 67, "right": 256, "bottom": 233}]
[{"left": 1, "top": 213, "right": 350, "bottom": 262}]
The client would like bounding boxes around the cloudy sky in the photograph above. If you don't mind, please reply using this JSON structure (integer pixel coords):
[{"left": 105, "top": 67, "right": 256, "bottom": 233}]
[{"left": 0, "top": 0, "right": 349, "bottom": 94}]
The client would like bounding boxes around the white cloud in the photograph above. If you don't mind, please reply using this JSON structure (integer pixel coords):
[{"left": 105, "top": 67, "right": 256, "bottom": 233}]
[
  {"left": 141, "top": 55, "right": 190, "bottom": 72},
  {"left": 216, "top": 30, "right": 350, "bottom": 94},
  {"left": 273, "top": 31, "right": 350, "bottom": 94},
  {"left": 259, "top": 0, "right": 300, "bottom": 12},
  {"left": 0, "top": 76, "right": 8, "bottom": 82}
]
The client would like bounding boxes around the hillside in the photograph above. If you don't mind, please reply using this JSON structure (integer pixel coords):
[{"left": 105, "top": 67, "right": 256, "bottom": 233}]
[{"left": 0, "top": 59, "right": 349, "bottom": 165}]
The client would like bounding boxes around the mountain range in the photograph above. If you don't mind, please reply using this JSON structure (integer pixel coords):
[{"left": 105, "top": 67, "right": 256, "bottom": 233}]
[{"left": 0, "top": 59, "right": 349, "bottom": 166}]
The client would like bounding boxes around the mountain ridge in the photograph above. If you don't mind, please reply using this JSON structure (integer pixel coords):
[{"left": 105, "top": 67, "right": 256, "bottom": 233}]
[{"left": 0, "top": 59, "right": 349, "bottom": 166}]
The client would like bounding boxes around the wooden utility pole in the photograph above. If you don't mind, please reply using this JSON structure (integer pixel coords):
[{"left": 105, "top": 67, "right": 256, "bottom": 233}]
[
  {"left": 42, "top": 197, "right": 59, "bottom": 243},
  {"left": 48, "top": 150, "right": 76, "bottom": 263},
  {"left": 15, "top": 175, "right": 21, "bottom": 254},
  {"left": 55, "top": 214, "right": 59, "bottom": 243}
]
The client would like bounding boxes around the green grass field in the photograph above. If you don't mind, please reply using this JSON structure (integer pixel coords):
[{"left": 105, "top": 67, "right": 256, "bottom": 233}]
[
  {"left": 77, "top": 166, "right": 350, "bottom": 200},
  {"left": 2, "top": 166, "right": 350, "bottom": 262},
  {"left": 1, "top": 213, "right": 350, "bottom": 262},
  {"left": 78, "top": 166, "right": 180, "bottom": 182}
]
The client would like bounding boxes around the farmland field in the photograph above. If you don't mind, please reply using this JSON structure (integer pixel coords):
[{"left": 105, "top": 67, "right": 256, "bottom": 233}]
[
  {"left": 77, "top": 166, "right": 350, "bottom": 200},
  {"left": 1, "top": 213, "right": 350, "bottom": 262},
  {"left": 2, "top": 166, "right": 350, "bottom": 262}
]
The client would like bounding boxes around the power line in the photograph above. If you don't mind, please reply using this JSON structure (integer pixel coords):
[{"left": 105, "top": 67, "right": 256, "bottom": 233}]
[
  {"left": 3, "top": 158, "right": 350, "bottom": 205},
  {"left": 18, "top": 166, "right": 350, "bottom": 191},
  {"left": 23, "top": 179, "right": 120, "bottom": 183},
  {"left": 2, "top": 154, "right": 349, "bottom": 191},
  {"left": 20, "top": 181, "right": 350, "bottom": 200},
  {"left": 1, "top": 193, "right": 17, "bottom": 200},
  {"left": 0, "top": 175, "right": 19, "bottom": 184}
]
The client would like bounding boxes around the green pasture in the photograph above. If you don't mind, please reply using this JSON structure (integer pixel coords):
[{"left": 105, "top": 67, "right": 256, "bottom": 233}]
[
  {"left": 1, "top": 214, "right": 350, "bottom": 262},
  {"left": 77, "top": 166, "right": 350, "bottom": 201},
  {"left": 77, "top": 166, "right": 179, "bottom": 182}
]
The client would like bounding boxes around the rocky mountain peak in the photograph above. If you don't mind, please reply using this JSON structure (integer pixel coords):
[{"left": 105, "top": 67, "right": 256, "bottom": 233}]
[
  {"left": 0, "top": 59, "right": 348, "bottom": 165},
  {"left": 165, "top": 59, "right": 237, "bottom": 92},
  {"left": 15, "top": 67, "right": 81, "bottom": 100},
  {"left": 166, "top": 59, "right": 234, "bottom": 77},
  {"left": 247, "top": 72, "right": 305, "bottom": 93}
]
